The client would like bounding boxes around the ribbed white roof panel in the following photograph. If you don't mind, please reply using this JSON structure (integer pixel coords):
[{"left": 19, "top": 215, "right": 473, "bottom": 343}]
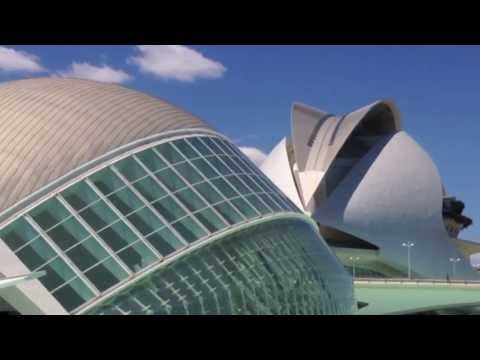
[{"left": 0, "top": 77, "right": 211, "bottom": 214}]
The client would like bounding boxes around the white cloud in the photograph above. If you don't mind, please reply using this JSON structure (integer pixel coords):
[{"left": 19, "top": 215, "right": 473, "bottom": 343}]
[
  {"left": 128, "top": 45, "right": 226, "bottom": 82},
  {"left": 233, "top": 134, "right": 259, "bottom": 144},
  {"left": 57, "top": 62, "right": 131, "bottom": 84},
  {"left": 0, "top": 46, "right": 45, "bottom": 73},
  {"left": 239, "top": 146, "right": 267, "bottom": 167}
]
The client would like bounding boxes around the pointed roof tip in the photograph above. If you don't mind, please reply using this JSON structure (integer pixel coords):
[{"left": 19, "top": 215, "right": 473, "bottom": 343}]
[
  {"left": 291, "top": 101, "right": 330, "bottom": 116},
  {"left": 292, "top": 98, "right": 400, "bottom": 121},
  {"left": 375, "top": 97, "right": 402, "bottom": 127}
]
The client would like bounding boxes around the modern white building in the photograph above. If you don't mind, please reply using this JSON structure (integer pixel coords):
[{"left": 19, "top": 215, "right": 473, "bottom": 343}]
[
  {"left": 0, "top": 78, "right": 354, "bottom": 315},
  {"left": 261, "top": 99, "right": 480, "bottom": 281}
]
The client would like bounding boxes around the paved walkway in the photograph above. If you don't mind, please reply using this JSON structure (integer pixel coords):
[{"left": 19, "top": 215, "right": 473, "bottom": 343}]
[{"left": 354, "top": 278, "right": 480, "bottom": 314}]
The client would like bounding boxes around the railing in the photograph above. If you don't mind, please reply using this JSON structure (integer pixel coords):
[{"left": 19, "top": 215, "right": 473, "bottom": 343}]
[{"left": 354, "top": 277, "right": 480, "bottom": 287}]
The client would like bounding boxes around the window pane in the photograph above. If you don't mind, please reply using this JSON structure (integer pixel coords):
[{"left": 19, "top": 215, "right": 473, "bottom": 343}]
[
  {"left": 1, "top": 218, "right": 39, "bottom": 251},
  {"left": 206, "top": 156, "right": 231, "bottom": 176},
  {"left": 262, "top": 175, "right": 282, "bottom": 193},
  {"left": 211, "top": 178, "right": 238, "bottom": 199},
  {"left": 226, "top": 175, "right": 252, "bottom": 195},
  {"left": 216, "top": 139, "right": 238, "bottom": 157},
  {"left": 239, "top": 175, "right": 262, "bottom": 193},
  {"left": 107, "top": 187, "right": 143, "bottom": 216},
  {"left": 194, "top": 182, "right": 223, "bottom": 204},
  {"left": 16, "top": 237, "right": 57, "bottom": 270},
  {"left": 151, "top": 196, "right": 186, "bottom": 222},
  {"left": 47, "top": 217, "right": 90, "bottom": 250},
  {"left": 155, "top": 143, "right": 184, "bottom": 164},
  {"left": 187, "top": 137, "right": 212, "bottom": 156},
  {"left": 274, "top": 193, "right": 296, "bottom": 211},
  {"left": 146, "top": 227, "right": 183, "bottom": 255},
  {"left": 98, "top": 221, "right": 137, "bottom": 252},
  {"left": 135, "top": 149, "right": 167, "bottom": 172},
  {"left": 259, "top": 193, "right": 282, "bottom": 212},
  {"left": 220, "top": 155, "right": 243, "bottom": 174},
  {"left": 223, "top": 141, "right": 244, "bottom": 157},
  {"left": 155, "top": 168, "right": 186, "bottom": 192},
  {"left": 115, "top": 157, "right": 147, "bottom": 182},
  {"left": 174, "top": 188, "right": 207, "bottom": 212},
  {"left": 231, "top": 156, "right": 252, "bottom": 174},
  {"left": 63, "top": 181, "right": 100, "bottom": 211},
  {"left": 38, "top": 257, "right": 76, "bottom": 291},
  {"left": 245, "top": 194, "right": 270, "bottom": 215},
  {"left": 202, "top": 137, "right": 224, "bottom": 155},
  {"left": 52, "top": 278, "right": 94, "bottom": 312},
  {"left": 117, "top": 241, "right": 158, "bottom": 272},
  {"left": 251, "top": 175, "right": 273, "bottom": 194},
  {"left": 78, "top": 201, "right": 118, "bottom": 231},
  {"left": 84, "top": 257, "right": 128, "bottom": 292},
  {"left": 30, "top": 198, "right": 71, "bottom": 231},
  {"left": 132, "top": 176, "right": 166, "bottom": 203},
  {"left": 213, "top": 202, "right": 244, "bottom": 225},
  {"left": 231, "top": 197, "right": 259, "bottom": 219},
  {"left": 90, "top": 167, "right": 125, "bottom": 195},
  {"left": 174, "top": 161, "right": 204, "bottom": 184},
  {"left": 127, "top": 207, "right": 164, "bottom": 236},
  {"left": 172, "top": 217, "right": 207, "bottom": 243},
  {"left": 191, "top": 158, "right": 218, "bottom": 179},
  {"left": 66, "top": 237, "right": 110, "bottom": 271},
  {"left": 172, "top": 139, "right": 199, "bottom": 159},
  {"left": 195, "top": 208, "right": 227, "bottom": 233},
  {"left": 240, "top": 158, "right": 258, "bottom": 174}
]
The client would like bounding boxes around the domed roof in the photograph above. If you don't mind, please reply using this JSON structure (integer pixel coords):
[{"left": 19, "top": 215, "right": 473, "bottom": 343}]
[{"left": 0, "top": 77, "right": 211, "bottom": 216}]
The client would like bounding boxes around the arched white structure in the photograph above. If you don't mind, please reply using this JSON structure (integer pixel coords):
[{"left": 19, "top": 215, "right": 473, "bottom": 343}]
[{"left": 261, "top": 99, "right": 480, "bottom": 280}]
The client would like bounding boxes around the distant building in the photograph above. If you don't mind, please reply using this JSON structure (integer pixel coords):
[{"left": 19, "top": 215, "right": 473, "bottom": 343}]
[{"left": 261, "top": 99, "right": 480, "bottom": 280}]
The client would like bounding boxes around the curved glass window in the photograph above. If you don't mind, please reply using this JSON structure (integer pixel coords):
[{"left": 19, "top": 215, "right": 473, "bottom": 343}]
[
  {"left": 86, "top": 218, "right": 354, "bottom": 315},
  {"left": 0, "top": 134, "right": 303, "bottom": 313}
]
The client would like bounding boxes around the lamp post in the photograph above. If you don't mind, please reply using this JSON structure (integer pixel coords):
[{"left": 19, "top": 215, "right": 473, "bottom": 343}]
[
  {"left": 349, "top": 256, "right": 360, "bottom": 280},
  {"left": 402, "top": 242, "right": 414, "bottom": 279},
  {"left": 449, "top": 257, "right": 461, "bottom": 280}
]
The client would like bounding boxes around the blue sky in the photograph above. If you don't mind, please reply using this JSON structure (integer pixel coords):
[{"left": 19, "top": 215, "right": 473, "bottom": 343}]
[{"left": 0, "top": 45, "right": 479, "bottom": 242}]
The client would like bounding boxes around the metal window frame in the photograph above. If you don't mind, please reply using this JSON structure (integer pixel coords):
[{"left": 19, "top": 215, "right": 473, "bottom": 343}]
[
  {"left": 24, "top": 214, "right": 100, "bottom": 296},
  {"left": 57, "top": 195, "right": 133, "bottom": 277},
  {"left": 85, "top": 178, "right": 163, "bottom": 261},
  {"left": 110, "top": 165, "right": 189, "bottom": 248}
]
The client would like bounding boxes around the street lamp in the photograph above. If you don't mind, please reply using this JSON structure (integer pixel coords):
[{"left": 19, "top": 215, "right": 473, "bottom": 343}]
[
  {"left": 402, "top": 242, "right": 415, "bottom": 279},
  {"left": 449, "top": 257, "right": 461, "bottom": 280},
  {"left": 349, "top": 256, "right": 360, "bottom": 279}
]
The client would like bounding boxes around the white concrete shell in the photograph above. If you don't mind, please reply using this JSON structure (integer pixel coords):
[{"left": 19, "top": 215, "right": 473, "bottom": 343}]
[
  {"left": 315, "top": 131, "right": 478, "bottom": 280},
  {"left": 287, "top": 100, "right": 401, "bottom": 212},
  {"left": 259, "top": 138, "right": 304, "bottom": 210},
  {"left": 262, "top": 99, "right": 480, "bottom": 280}
]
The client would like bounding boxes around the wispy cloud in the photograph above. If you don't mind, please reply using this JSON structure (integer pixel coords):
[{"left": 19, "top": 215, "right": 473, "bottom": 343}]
[
  {"left": 57, "top": 62, "right": 132, "bottom": 84},
  {"left": 239, "top": 146, "right": 267, "bottom": 166},
  {"left": 0, "top": 46, "right": 45, "bottom": 73},
  {"left": 128, "top": 45, "right": 226, "bottom": 82},
  {"left": 233, "top": 134, "right": 259, "bottom": 145}
]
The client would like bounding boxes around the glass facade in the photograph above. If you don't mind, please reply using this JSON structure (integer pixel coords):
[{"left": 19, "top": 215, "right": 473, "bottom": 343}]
[
  {"left": 86, "top": 218, "right": 354, "bottom": 315},
  {"left": 0, "top": 134, "right": 308, "bottom": 313}
]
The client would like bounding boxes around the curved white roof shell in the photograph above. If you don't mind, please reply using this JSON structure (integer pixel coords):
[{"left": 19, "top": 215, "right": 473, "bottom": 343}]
[
  {"left": 287, "top": 99, "right": 401, "bottom": 210},
  {"left": 0, "top": 78, "right": 210, "bottom": 217},
  {"left": 259, "top": 138, "right": 304, "bottom": 209}
]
